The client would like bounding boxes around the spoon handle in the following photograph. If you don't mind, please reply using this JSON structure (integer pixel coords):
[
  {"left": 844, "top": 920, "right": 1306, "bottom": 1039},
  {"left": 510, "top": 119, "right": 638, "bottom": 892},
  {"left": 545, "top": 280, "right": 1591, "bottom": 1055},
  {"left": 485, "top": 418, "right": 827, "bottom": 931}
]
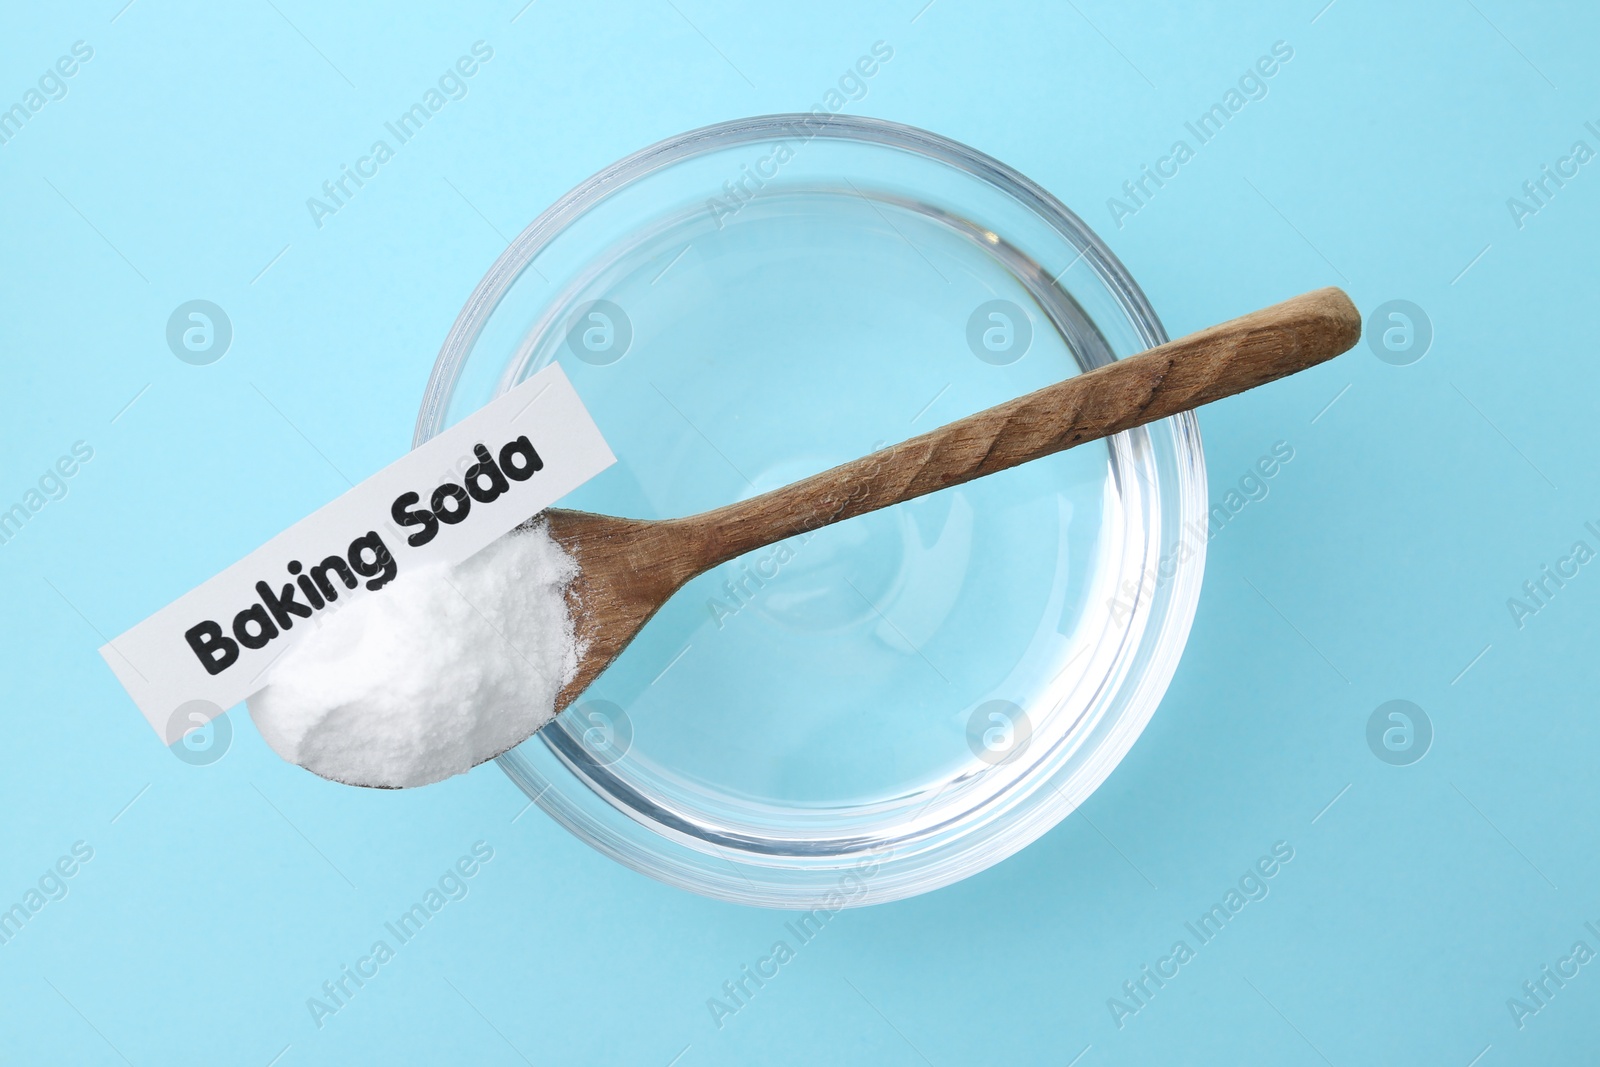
[{"left": 684, "top": 287, "right": 1360, "bottom": 567}]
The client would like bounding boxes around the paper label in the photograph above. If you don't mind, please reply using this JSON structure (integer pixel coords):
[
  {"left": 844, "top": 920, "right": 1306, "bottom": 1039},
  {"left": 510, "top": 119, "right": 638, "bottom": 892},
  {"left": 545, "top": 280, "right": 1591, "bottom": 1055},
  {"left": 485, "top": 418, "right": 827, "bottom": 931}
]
[{"left": 100, "top": 364, "right": 615, "bottom": 743}]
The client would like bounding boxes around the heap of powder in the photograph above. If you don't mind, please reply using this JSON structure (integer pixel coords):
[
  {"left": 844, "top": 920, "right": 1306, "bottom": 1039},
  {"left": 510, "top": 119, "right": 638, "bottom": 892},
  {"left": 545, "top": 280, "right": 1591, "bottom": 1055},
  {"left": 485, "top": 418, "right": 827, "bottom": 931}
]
[{"left": 248, "top": 524, "right": 580, "bottom": 788}]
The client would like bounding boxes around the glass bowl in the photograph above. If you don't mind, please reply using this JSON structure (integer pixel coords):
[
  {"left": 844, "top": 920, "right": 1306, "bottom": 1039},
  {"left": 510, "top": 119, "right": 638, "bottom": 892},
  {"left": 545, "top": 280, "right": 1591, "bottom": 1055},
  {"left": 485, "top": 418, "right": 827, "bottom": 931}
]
[{"left": 415, "top": 115, "right": 1206, "bottom": 907}]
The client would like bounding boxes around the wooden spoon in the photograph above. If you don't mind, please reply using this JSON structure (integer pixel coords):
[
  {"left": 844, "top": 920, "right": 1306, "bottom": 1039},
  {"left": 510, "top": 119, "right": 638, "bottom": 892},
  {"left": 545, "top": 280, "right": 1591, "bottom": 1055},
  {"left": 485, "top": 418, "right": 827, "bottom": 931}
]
[{"left": 526, "top": 286, "right": 1360, "bottom": 720}]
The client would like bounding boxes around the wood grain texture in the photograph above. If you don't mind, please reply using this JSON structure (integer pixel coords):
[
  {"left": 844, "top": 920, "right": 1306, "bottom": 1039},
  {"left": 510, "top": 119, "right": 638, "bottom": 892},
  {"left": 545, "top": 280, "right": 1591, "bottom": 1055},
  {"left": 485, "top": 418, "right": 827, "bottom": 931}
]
[{"left": 527, "top": 287, "right": 1360, "bottom": 717}]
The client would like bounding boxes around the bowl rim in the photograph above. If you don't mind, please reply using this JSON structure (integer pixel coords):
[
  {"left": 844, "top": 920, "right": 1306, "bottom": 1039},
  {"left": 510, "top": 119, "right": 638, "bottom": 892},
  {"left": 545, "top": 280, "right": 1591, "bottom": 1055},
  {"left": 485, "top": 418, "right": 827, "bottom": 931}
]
[{"left": 417, "top": 113, "right": 1206, "bottom": 907}]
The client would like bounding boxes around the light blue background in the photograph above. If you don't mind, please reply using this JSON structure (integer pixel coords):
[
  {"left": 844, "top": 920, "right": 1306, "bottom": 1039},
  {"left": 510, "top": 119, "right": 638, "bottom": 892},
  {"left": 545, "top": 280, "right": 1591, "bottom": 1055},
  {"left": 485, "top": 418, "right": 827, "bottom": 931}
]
[{"left": 2, "top": 0, "right": 1595, "bottom": 1063}]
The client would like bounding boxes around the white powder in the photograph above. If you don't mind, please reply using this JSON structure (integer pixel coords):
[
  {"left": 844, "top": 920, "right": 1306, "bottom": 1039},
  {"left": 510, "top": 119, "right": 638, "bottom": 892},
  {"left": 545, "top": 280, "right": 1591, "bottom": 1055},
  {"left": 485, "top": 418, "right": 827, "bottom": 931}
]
[{"left": 247, "top": 524, "right": 580, "bottom": 788}]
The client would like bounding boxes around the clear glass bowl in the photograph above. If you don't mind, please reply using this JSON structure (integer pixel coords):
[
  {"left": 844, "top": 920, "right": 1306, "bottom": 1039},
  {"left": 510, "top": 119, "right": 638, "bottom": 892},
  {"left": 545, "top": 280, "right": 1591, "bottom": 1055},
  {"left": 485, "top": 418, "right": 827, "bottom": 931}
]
[{"left": 415, "top": 115, "right": 1206, "bottom": 907}]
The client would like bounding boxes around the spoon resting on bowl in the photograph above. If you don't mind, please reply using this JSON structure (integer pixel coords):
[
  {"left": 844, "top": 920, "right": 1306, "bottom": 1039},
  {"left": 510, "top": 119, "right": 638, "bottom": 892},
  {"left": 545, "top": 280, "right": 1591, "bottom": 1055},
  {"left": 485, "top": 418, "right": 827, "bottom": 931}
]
[{"left": 249, "top": 286, "right": 1359, "bottom": 787}]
